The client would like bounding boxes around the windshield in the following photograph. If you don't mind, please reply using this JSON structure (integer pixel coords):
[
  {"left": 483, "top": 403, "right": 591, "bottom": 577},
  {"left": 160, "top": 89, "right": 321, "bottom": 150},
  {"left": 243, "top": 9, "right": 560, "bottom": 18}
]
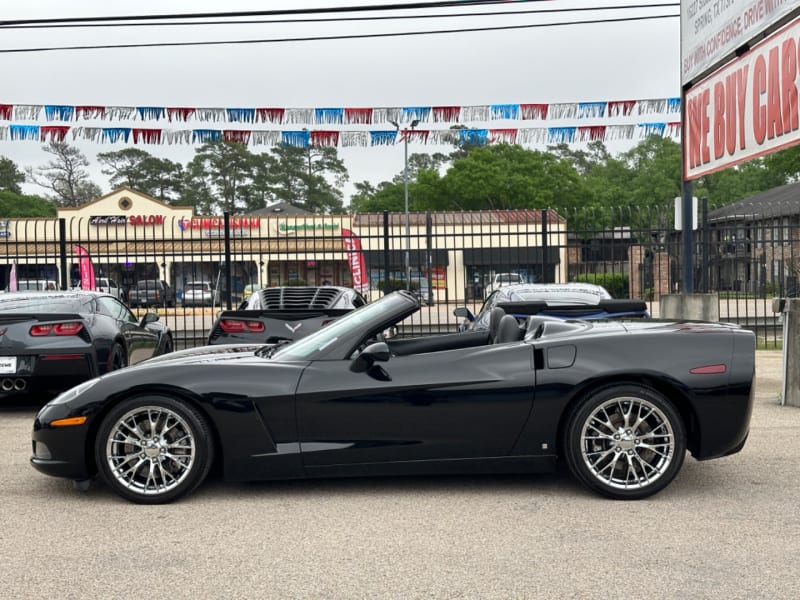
[{"left": 270, "top": 293, "right": 412, "bottom": 361}]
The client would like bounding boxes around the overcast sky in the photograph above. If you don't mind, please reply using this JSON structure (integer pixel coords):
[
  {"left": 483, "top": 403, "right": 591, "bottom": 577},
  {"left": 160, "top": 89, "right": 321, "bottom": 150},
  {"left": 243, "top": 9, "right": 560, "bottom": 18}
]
[{"left": 0, "top": 0, "right": 682, "bottom": 204}]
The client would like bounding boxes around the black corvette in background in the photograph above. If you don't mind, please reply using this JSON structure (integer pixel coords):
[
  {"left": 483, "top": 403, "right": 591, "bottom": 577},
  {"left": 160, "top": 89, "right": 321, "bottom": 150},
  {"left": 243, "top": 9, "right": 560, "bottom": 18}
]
[
  {"left": 31, "top": 290, "right": 755, "bottom": 504},
  {"left": 207, "top": 285, "right": 367, "bottom": 345},
  {"left": 0, "top": 291, "right": 172, "bottom": 400}
]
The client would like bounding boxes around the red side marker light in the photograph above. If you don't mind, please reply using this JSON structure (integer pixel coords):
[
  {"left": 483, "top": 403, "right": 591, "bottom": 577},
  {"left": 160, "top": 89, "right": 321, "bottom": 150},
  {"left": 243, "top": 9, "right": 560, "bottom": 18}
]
[{"left": 690, "top": 364, "right": 727, "bottom": 374}]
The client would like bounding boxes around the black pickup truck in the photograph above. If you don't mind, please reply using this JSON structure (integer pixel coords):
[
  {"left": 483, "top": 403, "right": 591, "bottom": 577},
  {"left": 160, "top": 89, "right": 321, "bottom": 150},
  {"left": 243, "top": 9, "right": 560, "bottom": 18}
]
[
  {"left": 207, "top": 286, "right": 367, "bottom": 345},
  {"left": 128, "top": 279, "right": 177, "bottom": 309}
]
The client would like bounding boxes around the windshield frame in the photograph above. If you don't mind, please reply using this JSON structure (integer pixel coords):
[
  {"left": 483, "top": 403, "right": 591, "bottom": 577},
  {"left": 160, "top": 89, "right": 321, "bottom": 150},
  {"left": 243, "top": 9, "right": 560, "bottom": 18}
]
[{"left": 270, "top": 291, "right": 419, "bottom": 362}]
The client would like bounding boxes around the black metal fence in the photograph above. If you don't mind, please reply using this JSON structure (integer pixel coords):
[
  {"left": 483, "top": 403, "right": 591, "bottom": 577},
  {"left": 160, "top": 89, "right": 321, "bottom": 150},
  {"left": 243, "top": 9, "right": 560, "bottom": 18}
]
[{"left": 2, "top": 204, "right": 795, "bottom": 348}]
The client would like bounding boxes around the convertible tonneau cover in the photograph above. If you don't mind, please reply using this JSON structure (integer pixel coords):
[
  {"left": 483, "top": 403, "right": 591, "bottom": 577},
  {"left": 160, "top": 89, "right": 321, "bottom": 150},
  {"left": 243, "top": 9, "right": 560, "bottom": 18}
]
[{"left": 496, "top": 299, "right": 648, "bottom": 316}]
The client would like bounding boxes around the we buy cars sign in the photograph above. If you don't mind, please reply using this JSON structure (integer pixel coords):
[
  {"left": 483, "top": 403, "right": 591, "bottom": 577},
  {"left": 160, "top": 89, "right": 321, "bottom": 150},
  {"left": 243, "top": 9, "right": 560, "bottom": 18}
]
[{"left": 684, "top": 17, "right": 800, "bottom": 180}]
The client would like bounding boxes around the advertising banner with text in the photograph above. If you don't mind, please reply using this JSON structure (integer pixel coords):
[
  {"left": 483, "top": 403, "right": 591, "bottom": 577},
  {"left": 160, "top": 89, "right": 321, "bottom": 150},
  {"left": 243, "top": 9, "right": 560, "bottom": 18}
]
[
  {"left": 684, "top": 16, "right": 800, "bottom": 180},
  {"left": 681, "top": 0, "right": 798, "bottom": 84}
]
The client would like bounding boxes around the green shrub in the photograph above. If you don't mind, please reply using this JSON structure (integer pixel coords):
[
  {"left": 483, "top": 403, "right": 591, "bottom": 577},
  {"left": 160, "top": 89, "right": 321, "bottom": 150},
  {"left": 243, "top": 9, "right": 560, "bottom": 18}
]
[
  {"left": 377, "top": 279, "right": 420, "bottom": 293},
  {"left": 573, "top": 273, "right": 629, "bottom": 298}
]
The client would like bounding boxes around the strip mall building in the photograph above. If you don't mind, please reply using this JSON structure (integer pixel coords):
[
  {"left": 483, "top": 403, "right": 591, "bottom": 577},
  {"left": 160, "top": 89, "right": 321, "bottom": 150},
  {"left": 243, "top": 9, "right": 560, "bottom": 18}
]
[{"left": 1, "top": 187, "right": 568, "bottom": 303}]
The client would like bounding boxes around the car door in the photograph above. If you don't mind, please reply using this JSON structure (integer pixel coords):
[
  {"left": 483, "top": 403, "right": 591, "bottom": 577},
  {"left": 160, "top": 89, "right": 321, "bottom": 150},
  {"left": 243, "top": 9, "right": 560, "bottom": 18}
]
[
  {"left": 295, "top": 343, "right": 535, "bottom": 474},
  {"left": 96, "top": 297, "right": 158, "bottom": 364}
]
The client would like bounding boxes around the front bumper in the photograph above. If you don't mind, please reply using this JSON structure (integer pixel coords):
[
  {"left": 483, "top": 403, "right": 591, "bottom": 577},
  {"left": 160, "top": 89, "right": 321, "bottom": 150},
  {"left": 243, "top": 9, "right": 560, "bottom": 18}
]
[{"left": 30, "top": 407, "right": 94, "bottom": 480}]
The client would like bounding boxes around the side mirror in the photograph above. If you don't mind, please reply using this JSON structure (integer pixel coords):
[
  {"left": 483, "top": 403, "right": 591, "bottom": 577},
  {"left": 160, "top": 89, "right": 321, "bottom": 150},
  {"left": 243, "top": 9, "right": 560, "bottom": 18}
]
[
  {"left": 350, "top": 342, "right": 391, "bottom": 373},
  {"left": 141, "top": 311, "right": 160, "bottom": 326},
  {"left": 453, "top": 307, "right": 474, "bottom": 321}
]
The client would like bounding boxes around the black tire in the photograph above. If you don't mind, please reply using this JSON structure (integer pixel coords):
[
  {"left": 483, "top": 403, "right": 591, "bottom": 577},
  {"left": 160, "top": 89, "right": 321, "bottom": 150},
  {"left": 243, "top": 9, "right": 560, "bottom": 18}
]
[
  {"left": 563, "top": 384, "right": 686, "bottom": 500},
  {"left": 162, "top": 335, "right": 174, "bottom": 354},
  {"left": 94, "top": 396, "right": 214, "bottom": 504},
  {"left": 108, "top": 342, "right": 128, "bottom": 372}
]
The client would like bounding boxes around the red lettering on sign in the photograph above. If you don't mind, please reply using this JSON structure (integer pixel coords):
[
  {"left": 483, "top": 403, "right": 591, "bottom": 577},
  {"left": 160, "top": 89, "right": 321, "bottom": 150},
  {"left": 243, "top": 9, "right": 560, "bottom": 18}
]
[
  {"left": 781, "top": 38, "right": 799, "bottom": 134},
  {"left": 128, "top": 215, "right": 164, "bottom": 226},
  {"left": 735, "top": 65, "right": 749, "bottom": 151},
  {"left": 753, "top": 54, "right": 768, "bottom": 145},
  {"left": 701, "top": 89, "right": 711, "bottom": 165},
  {"left": 767, "top": 46, "right": 784, "bottom": 140},
  {"left": 687, "top": 92, "right": 712, "bottom": 169},
  {"left": 713, "top": 81, "right": 726, "bottom": 160}
]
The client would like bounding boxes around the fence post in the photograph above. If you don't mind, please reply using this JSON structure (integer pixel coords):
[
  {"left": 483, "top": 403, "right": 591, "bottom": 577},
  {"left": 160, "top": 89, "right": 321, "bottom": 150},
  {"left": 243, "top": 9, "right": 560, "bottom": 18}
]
[
  {"left": 58, "top": 218, "right": 67, "bottom": 290},
  {"left": 223, "top": 212, "right": 232, "bottom": 309},
  {"left": 540, "top": 210, "right": 548, "bottom": 283},
  {"left": 383, "top": 211, "right": 390, "bottom": 297}
]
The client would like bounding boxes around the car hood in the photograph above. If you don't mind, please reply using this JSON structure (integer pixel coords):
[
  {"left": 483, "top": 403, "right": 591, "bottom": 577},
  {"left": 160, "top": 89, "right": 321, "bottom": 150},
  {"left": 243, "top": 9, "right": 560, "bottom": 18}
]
[{"left": 137, "top": 343, "right": 269, "bottom": 367}]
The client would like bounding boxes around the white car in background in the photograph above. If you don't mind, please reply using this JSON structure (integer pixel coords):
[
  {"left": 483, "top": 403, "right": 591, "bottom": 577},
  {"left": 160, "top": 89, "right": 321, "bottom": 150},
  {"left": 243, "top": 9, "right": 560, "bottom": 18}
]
[
  {"left": 95, "top": 277, "right": 124, "bottom": 300},
  {"left": 485, "top": 272, "right": 524, "bottom": 296}
]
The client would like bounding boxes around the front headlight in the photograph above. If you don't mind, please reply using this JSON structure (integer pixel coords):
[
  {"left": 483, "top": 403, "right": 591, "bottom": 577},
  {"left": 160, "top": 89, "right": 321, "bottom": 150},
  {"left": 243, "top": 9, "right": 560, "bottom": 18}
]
[{"left": 48, "top": 378, "right": 100, "bottom": 406}]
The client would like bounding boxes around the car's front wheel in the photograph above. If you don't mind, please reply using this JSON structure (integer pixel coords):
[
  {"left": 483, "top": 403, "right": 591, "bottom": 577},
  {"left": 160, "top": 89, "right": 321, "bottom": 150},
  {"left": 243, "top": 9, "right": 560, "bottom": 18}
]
[
  {"left": 95, "top": 396, "right": 214, "bottom": 504},
  {"left": 564, "top": 384, "right": 686, "bottom": 500}
]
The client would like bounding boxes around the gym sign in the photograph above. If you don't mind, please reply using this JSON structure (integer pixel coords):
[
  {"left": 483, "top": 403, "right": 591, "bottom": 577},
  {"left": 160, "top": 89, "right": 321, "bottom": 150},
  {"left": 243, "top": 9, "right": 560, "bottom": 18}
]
[{"left": 178, "top": 216, "right": 262, "bottom": 237}]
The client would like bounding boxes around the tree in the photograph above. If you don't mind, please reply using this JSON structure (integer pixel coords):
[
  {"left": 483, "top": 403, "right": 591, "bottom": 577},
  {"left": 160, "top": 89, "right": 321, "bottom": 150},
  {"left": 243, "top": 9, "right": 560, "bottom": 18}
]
[
  {"left": 349, "top": 180, "right": 407, "bottom": 213},
  {"left": 0, "top": 157, "right": 25, "bottom": 194},
  {"left": 97, "top": 148, "right": 184, "bottom": 203},
  {"left": 431, "top": 144, "right": 589, "bottom": 211},
  {"left": 266, "top": 145, "right": 348, "bottom": 213},
  {"left": 182, "top": 141, "right": 256, "bottom": 214},
  {"left": 26, "top": 142, "right": 101, "bottom": 207},
  {"left": 0, "top": 191, "right": 57, "bottom": 217}
]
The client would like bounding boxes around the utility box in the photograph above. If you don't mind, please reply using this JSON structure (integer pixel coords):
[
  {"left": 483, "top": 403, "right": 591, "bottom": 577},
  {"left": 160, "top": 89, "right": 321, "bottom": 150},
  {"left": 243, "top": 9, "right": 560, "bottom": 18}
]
[{"left": 773, "top": 298, "right": 800, "bottom": 408}]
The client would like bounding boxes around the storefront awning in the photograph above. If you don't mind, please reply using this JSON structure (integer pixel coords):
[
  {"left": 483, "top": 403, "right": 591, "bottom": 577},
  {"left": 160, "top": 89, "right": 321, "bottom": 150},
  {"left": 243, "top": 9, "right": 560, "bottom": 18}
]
[
  {"left": 363, "top": 249, "right": 450, "bottom": 270},
  {"left": 463, "top": 247, "right": 560, "bottom": 265}
]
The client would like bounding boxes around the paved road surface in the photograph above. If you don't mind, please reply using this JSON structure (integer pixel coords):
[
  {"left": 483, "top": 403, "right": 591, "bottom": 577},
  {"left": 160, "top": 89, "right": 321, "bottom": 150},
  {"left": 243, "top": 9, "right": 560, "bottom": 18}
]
[{"left": 0, "top": 351, "right": 797, "bottom": 599}]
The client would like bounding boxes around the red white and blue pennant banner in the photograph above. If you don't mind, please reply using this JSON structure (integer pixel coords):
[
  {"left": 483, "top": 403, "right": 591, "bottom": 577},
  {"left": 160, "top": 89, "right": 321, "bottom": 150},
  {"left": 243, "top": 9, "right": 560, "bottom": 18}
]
[
  {"left": 0, "top": 98, "right": 681, "bottom": 125},
  {"left": 0, "top": 97, "right": 682, "bottom": 147},
  {"left": 0, "top": 123, "right": 682, "bottom": 147}
]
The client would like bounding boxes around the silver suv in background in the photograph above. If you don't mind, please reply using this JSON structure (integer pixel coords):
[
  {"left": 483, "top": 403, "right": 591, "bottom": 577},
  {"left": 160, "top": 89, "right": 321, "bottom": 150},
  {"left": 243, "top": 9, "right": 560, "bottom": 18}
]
[{"left": 182, "top": 281, "right": 218, "bottom": 307}]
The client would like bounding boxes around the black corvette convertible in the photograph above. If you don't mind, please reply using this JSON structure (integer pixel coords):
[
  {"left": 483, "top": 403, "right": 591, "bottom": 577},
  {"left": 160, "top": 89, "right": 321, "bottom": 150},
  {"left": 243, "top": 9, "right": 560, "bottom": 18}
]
[
  {"left": 0, "top": 291, "right": 173, "bottom": 400},
  {"left": 31, "top": 290, "right": 755, "bottom": 504}
]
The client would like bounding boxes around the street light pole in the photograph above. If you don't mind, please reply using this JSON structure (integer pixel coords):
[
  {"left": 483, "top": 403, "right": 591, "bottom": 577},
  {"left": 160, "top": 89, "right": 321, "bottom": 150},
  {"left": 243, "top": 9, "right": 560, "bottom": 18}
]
[{"left": 390, "top": 118, "right": 419, "bottom": 290}]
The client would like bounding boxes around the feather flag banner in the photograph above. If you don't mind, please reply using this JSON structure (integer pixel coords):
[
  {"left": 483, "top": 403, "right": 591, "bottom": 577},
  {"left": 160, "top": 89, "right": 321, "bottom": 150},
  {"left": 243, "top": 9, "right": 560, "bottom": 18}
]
[
  {"left": 74, "top": 245, "right": 96, "bottom": 291},
  {"left": 8, "top": 262, "right": 17, "bottom": 291}
]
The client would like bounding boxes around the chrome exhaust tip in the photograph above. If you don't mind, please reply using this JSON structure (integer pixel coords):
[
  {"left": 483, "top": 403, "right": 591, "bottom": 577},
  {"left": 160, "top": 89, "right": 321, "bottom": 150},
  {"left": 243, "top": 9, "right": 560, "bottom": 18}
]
[
  {"left": 13, "top": 378, "right": 26, "bottom": 391},
  {"left": 1, "top": 378, "right": 14, "bottom": 391}
]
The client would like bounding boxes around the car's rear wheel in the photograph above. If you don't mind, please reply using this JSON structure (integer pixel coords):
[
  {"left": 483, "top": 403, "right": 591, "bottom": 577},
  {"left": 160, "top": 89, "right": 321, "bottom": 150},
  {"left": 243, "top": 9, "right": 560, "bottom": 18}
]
[
  {"left": 95, "top": 396, "right": 214, "bottom": 504},
  {"left": 564, "top": 384, "right": 686, "bottom": 500},
  {"left": 108, "top": 342, "right": 127, "bottom": 372}
]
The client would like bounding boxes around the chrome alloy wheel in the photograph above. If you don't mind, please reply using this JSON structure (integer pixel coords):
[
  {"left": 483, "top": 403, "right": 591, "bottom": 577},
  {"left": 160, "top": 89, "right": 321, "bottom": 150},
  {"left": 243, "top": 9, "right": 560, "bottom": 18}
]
[
  {"left": 104, "top": 405, "right": 196, "bottom": 496},
  {"left": 580, "top": 396, "right": 675, "bottom": 490}
]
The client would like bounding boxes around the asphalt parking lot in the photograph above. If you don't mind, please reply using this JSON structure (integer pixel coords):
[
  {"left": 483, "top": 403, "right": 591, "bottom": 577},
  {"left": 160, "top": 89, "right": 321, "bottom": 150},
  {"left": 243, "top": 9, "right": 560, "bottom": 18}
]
[{"left": 0, "top": 351, "right": 798, "bottom": 599}]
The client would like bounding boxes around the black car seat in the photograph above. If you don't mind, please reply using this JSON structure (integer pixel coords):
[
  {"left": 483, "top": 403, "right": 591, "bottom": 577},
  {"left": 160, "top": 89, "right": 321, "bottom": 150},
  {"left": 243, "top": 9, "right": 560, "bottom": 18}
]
[
  {"left": 494, "top": 314, "right": 524, "bottom": 344},
  {"left": 488, "top": 306, "right": 507, "bottom": 342}
]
